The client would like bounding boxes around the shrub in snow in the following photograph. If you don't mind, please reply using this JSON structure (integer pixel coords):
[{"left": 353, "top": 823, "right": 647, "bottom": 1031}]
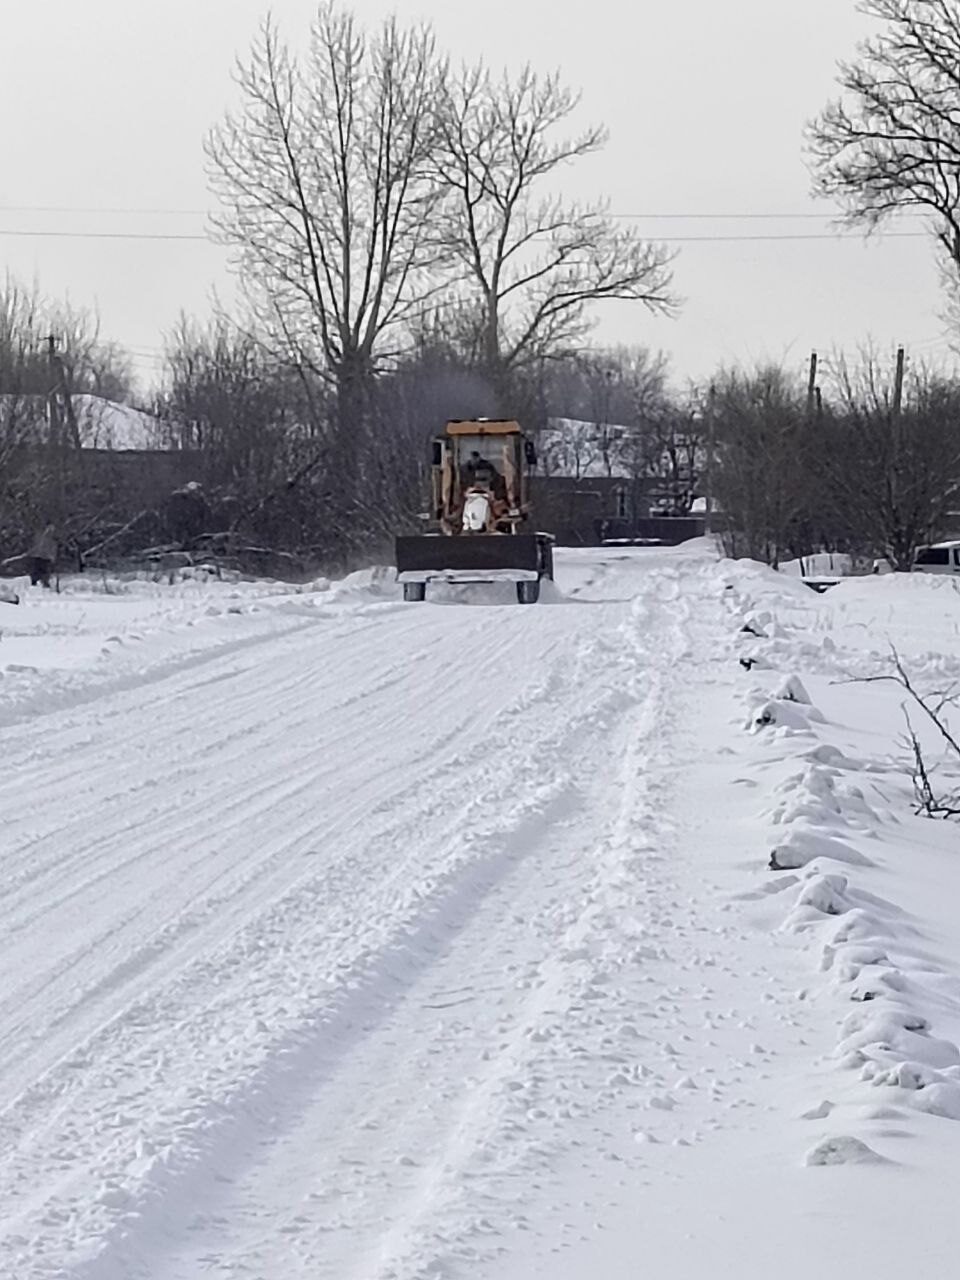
[
  {"left": 853, "top": 969, "right": 907, "bottom": 999},
  {"left": 841, "top": 1005, "right": 928, "bottom": 1040},
  {"left": 769, "top": 845, "right": 806, "bottom": 871},
  {"left": 840, "top": 1015, "right": 959, "bottom": 1071},
  {"left": 746, "top": 608, "right": 772, "bottom": 629},
  {"left": 827, "top": 907, "right": 894, "bottom": 948},
  {"left": 748, "top": 699, "right": 824, "bottom": 733},
  {"left": 738, "top": 653, "right": 773, "bottom": 671},
  {"left": 870, "top": 1064, "right": 960, "bottom": 1116},
  {"left": 791, "top": 873, "right": 849, "bottom": 917},
  {"left": 768, "top": 766, "right": 847, "bottom": 825},
  {"left": 849, "top": 646, "right": 960, "bottom": 819},
  {"left": 769, "top": 831, "right": 874, "bottom": 871},
  {"left": 914, "top": 1082, "right": 960, "bottom": 1121},
  {"left": 821, "top": 942, "right": 888, "bottom": 976},
  {"left": 775, "top": 674, "right": 812, "bottom": 704},
  {"left": 872, "top": 1060, "right": 941, "bottom": 1092}
]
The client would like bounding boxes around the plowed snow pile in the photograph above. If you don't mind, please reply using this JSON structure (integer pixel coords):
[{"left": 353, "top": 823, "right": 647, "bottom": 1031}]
[{"left": 2, "top": 548, "right": 959, "bottom": 1280}]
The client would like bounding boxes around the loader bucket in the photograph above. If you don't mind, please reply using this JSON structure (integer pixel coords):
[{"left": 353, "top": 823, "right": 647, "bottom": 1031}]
[{"left": 395, "top": 533, "right": 546, "bottom": 583}]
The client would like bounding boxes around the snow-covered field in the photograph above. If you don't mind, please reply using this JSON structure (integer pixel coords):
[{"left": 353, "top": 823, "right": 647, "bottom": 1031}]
[{"left": 2, "top": 546, "right": 960, "bottom": 1279}]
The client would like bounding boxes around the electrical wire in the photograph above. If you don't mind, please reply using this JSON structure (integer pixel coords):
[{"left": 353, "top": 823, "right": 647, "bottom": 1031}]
[
  {"left": 0, "top": 228, "right": 207, "bottom": 242},
  {"left": 0, "top": 226, "right": 931, "bottom": 244},
  {"left": 0, "top": 205, "right": 210, "bottom": 216},
  {"left": 0, "top": 202, "right": 932, "bottom": 221},
  {"left": 610, "top": 211, "right": 928, "bottom": 222}
]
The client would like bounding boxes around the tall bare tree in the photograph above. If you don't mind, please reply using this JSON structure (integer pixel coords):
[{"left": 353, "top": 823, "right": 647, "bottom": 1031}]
[
  {"left": 808, "top": 1, "right": 960, "bottom": 294},
  {"left": 541, "top": 346, "right": 669, "bottom": 478},
  {"left": 53, "top": 306, "right": 133, "bottom": 405},
  {"left": 161, "top": 316, "right": 310, "bottom": 475},
  {"left": 207, "top": 4, "right": 446, "bottom": 436},
  {"left": 0, "top": 278, "right": 136, "bottom": 557},
  {"left": 817, "top": 352, "right": 960, "bottom": 569},
  {"left": 433, "top": 64, "right": 675, "bottom": 404},
  {"left": 632, "top": 398, "right": 704, "bottom": 515},
  {"left": 710, "top": 366, "right": 812, "bottom": 567},
  {"left": 0, "top": 279, "right": 46, "bottom": 469}
]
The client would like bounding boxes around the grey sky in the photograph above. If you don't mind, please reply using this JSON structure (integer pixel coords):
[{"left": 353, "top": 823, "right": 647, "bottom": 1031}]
[{"left": 2, "top": 0, "right": 951, "bottom": 394}]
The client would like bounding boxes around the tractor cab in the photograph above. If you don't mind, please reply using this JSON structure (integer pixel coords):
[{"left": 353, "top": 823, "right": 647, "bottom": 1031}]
[
  {"left": 430, "top": 420, "right": 536, "bottom": 536},
  {"left": 395, "top": 418, "right": 553, "bottom": 605}
]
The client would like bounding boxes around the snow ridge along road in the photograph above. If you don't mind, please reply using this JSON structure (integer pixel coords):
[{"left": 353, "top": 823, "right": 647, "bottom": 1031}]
[{"left": 1, "top": 554, "right": 695, "bottom": 1278}]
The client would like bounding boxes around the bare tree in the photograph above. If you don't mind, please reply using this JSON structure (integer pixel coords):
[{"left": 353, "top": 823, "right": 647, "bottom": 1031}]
[
  {"left": 817, "top": 351, "right": 960, "bottom": 569},
  {"left": 156, "top": 316, "right": 347, "bottom": 551},
  {"left": 634, "top": 397, "right": 704, "bottom": 515},
  {"left": 589, "top": 348, "right": 672, "bottom": 489},
  {"left": 808, "top": 0, "right": 960, "bottom": 297},
  {"left": 583, "top": 358, "right": 623, "bottom": 478},
  {"left": 543, "top": 415, "right": 601, "bottom": 480},
  {"left": 0, "top": 279, "right": 46, "bottom": 474},
  {"left": 44, "top": 301, "right": 134, "bottom": 405},
  {"left": 433, "top": 64, "right": 675, "bottom": 403},
  {"left": 161, "top": 316, "right": 311, "bottom": 472},
  {"left": 710, "top": 366, "right": 812, "bottom": 566},
  {"left": 846, "top": 646, "right": 960, "bottom": 818},
  {"left": 540, "top": 346, "right": 668, "bottom": 477},
  {"left": 0, "top": 279, "right": 135, "bottom": 560},
  {"left": 207, "top": 4, "right": 446, "bottom": 436}
]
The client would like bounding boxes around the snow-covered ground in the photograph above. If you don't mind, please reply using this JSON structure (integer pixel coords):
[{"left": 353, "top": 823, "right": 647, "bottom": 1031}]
[{"left": 2, "top": 546, "right": 960, "bottom": 1279}]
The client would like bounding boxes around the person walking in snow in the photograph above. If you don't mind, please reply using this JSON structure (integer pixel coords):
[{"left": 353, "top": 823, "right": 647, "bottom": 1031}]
[{"left": 28, "top": 523, "right": 57, "bottom": 588}]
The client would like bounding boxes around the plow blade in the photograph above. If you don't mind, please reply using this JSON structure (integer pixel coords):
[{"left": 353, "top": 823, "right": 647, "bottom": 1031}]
[{"left": 395, "top": 534, "right": 547, "bottom": 583}]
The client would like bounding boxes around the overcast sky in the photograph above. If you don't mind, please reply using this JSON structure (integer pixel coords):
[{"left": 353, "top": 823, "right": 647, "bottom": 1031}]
[{"left": 2, "top": 0, "right": 953, "bottom": 394}]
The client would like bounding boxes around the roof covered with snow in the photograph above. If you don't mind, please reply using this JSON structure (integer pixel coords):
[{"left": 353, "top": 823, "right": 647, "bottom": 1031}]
[
  {"left": 540, "top": 417, "right": 634, "bottom": 479},
  {"left": 72, "top": 396, "right": 163, "bottom": 451},
  {"left": 0, "top": 394, "right": 164, "bottom": 451}
]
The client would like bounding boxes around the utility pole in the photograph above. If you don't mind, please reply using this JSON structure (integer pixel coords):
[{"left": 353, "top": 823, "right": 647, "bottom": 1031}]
[
  {"left": 44, "top": 333, "right": 82, "bottom": 549},
  {"left": 892, "top": 344, "right": 905, "bottom": 417},
  {"left": 46, "top": 334, "right": 66, "bottom": 527},
  {"left": 806, "top": 350, "right": 819, "bottom": 420},
  {"left": 890, "top": 345, "right": 906, "bottom": 569},
  {"left": 703, "top": 382, "right": 716, "bottom": 538}
]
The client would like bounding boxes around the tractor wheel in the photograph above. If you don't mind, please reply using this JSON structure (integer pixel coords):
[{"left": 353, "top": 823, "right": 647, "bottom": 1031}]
[
  {"left": 516, "top": 579, "right": 540, "bottom": 605},
  {"left": 403, "top": 582, "right": 426, "bottom": 602}
]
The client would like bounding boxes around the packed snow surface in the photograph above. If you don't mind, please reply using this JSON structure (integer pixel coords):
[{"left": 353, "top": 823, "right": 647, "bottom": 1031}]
[{"left": 2, "top": 546, "right": 960, "bottom": 1279}]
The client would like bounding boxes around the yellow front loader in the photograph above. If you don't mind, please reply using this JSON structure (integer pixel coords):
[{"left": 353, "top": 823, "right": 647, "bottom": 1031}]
[{"left": 395, "top": 419, "right": 554, "bottom": 604}]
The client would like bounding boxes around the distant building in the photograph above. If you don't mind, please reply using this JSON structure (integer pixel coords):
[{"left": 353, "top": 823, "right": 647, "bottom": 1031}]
[
  {"left": 0, "top": 392, "right": 166, "bottom": 450},
  {"left": 1, "top": 394, "right": 200, "bottom": 545},
  {"left": 535, "top": 418, "right": 704, "bottom": 546}
]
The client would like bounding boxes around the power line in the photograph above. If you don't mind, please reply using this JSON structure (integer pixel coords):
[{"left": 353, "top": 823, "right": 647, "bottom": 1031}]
[
  {"left": 0, "top": 226, "right": 931, "bottom": 244},
  {"left": 0, "top": 202, "right": 933, "bottom": 221},
  {"left": 659, "top": 231, "right": 926, "bottom": 242},
  {"left": 0, "top": 228, "right": 207, "bottom": 242},
  {"left": 0, "top": 205, "right": 210, "bottom": 216},
  {"left": 611, "top": 211, "right": 928, "bottom": 221}
]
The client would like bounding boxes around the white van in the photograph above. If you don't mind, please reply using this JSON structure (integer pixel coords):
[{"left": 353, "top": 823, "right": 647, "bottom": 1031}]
[{"left": 914, "top": 541, "right": 960, "bottom": 574}]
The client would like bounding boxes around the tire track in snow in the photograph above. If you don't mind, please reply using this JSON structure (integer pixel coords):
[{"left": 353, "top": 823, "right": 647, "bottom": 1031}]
[
  {"left": 0, "top": 583, "right": 663, "bottom": 1279},
  {"left": 0, "top": 614, "right": 548, "bottom": 1078},
  {"left": 73, "top": 584, "right": 691, "bottom": 1280}
]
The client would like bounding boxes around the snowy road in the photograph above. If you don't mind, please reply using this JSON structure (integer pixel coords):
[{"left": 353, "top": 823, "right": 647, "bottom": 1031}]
[
  {"left": 0, "top": 554, "right": 698, "bottom": 1277},
  {"left": 3, "top": 549, "right": 960, "bottom": 1279}
]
